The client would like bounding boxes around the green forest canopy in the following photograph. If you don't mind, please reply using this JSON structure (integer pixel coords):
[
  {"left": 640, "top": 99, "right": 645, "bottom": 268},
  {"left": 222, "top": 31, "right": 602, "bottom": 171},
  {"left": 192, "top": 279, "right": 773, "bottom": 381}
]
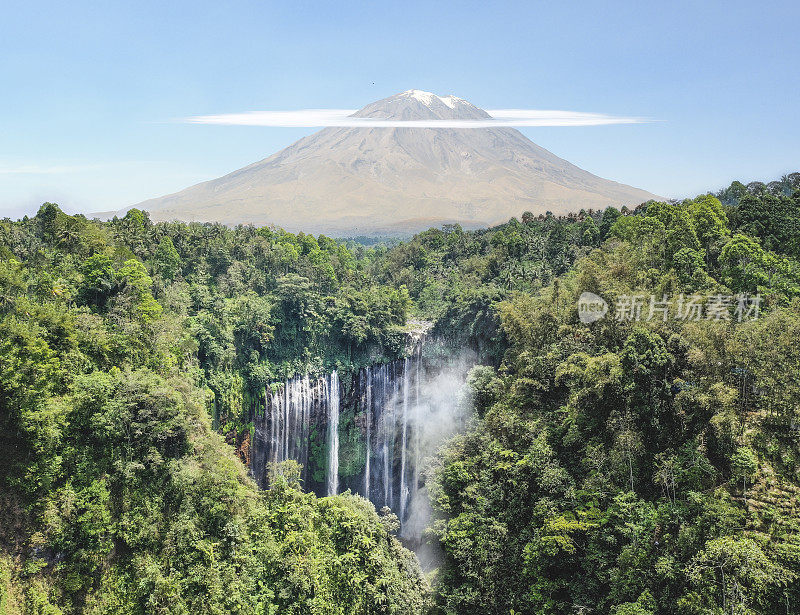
[{"left": 1, "top": 171, "right": 799, "bottom": 613}]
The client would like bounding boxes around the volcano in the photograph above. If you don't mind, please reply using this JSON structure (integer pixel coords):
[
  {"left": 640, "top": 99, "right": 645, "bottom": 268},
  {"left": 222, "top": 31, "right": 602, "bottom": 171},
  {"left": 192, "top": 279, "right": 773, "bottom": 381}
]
[{"left": 129, "top": 90, "right": 659, "bottom": 235}]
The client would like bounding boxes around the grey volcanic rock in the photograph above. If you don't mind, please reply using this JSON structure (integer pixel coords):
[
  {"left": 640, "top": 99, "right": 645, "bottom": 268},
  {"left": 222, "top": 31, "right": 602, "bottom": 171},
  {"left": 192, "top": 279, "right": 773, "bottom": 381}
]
[{"left": 130, "top": 90, "right": 659, "bottom": 235}]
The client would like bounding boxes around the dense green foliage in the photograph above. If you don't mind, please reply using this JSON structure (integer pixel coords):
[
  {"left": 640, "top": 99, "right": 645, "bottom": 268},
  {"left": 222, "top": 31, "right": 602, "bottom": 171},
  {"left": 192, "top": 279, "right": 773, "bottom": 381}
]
[
  {"left": 0, "top": 207, "right": 427, "bottom": 614},
  {"left": 1, "top": 204, "right": 411, "bottom": 436},
  {"left": 426, "top": 176, "right": 800, "bottom": 614},
  {"left": 2, "top": 171, "right": 799, "bottom": 614}
]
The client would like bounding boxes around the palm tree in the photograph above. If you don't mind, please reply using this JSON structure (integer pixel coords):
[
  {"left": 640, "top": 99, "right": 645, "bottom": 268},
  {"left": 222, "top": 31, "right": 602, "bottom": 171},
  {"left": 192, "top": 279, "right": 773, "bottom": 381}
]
[{"left": 57, "top": 222, "right": 80, "bottom": 251}]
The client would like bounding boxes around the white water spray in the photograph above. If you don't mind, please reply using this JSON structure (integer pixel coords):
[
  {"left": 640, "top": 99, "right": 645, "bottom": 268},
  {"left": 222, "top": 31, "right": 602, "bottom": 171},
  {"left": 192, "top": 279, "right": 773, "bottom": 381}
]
[
  {"left": 327, "top": 371, "right": 340, "bottom": 496},
  {"left": 252, "top": 339, "right": 475, "bottom": 548},
  {"left": 364, "top": 371, "right": 372, "bottom": 499}
]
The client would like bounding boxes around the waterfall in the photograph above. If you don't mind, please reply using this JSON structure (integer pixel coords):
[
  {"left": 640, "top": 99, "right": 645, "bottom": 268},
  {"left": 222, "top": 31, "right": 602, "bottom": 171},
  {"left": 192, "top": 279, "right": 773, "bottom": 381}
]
[
  {"left": 259, "top": 372, "right": 319, "bottom": 484},
  {"left": 382, "top": 364, "right": 391, "bottom": 508},
  {"left": 364, "top": 370, "right": 371, "bottom": 499},
  {"left": 399, "top": 357, "right": 410, "bottom": 522},
  {"left": 250, "top": 330, "right": 470, "bottom": 542},
  {"left": 413, "top": 348, "right": 421, "bottom": 510},
  {"left": 283, "top": 378, "right": 289, "bottom": 460},
  {"left": 327, "top": 371, "right": 340, "bottom": 496},
  {"left": 253, "top": 354, "right": 422, "bottom": 512}
]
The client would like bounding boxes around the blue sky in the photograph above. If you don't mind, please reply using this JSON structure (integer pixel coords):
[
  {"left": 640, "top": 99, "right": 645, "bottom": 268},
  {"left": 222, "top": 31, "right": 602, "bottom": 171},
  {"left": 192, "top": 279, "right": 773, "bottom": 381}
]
[{"left": 1, "top": 0, "right": 798, "bottom": 218}]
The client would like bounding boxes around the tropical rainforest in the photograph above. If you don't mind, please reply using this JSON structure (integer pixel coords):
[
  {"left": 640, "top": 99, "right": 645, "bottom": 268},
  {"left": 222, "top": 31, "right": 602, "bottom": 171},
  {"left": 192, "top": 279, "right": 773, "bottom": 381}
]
[{"left": 1, "top": 172, "right": 800, "bottom": 614}]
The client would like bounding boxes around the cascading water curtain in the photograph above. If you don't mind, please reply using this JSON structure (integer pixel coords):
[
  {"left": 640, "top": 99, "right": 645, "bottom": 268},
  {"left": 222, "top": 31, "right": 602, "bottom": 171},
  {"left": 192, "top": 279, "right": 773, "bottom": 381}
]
[
  {"left": 358, "top": 353, "right": 422, "bottom": 531},
  {"left": 364, "top": 369, "right": 372, "bottom": 499},
  {"left": 257, "top": 344, "right": 426, "bottom": 529},
  {"left": 399, "top": 357, "right": 410, "bottom": 522},
  {"left": 327, "top": 371, "right": 340, "bottom": 496},
  {"left": 265, "top": 372, "right": 318, "bottom": 484}
]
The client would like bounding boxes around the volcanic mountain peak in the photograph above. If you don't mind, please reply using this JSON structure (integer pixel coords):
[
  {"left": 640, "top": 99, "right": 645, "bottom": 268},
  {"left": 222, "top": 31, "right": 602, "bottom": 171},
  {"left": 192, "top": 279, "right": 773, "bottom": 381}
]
[
  {"left": 124, "top": 90, "right": 660, "bottom": 236},
  {"left": 403, "top": 89, "right": 455, "bottom": 105},
  {"left": 352, "top": 90, "right": 489, "bottom": 121},
  {"left": 399, "top": 89, "right": 469, "bottom": 110}
]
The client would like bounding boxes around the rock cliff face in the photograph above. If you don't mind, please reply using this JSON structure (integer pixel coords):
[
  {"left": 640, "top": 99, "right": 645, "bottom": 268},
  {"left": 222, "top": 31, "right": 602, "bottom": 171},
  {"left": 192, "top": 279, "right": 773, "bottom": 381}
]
[{"left": 130, "top": 90, "right": 659, "bottom": 235}]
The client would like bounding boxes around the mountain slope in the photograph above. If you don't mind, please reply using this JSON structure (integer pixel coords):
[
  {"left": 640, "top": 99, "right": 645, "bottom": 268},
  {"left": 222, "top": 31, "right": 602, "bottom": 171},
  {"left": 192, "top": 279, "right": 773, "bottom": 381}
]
[{"left": 131, "top": 90, "right": 660, "bottom": 235}]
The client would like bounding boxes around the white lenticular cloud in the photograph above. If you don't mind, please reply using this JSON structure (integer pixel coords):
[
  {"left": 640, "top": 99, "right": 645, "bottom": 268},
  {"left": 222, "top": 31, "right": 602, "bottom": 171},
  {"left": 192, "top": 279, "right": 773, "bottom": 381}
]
[{"left": 185, "top": 109, "right": 650, "bottom": 128}]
